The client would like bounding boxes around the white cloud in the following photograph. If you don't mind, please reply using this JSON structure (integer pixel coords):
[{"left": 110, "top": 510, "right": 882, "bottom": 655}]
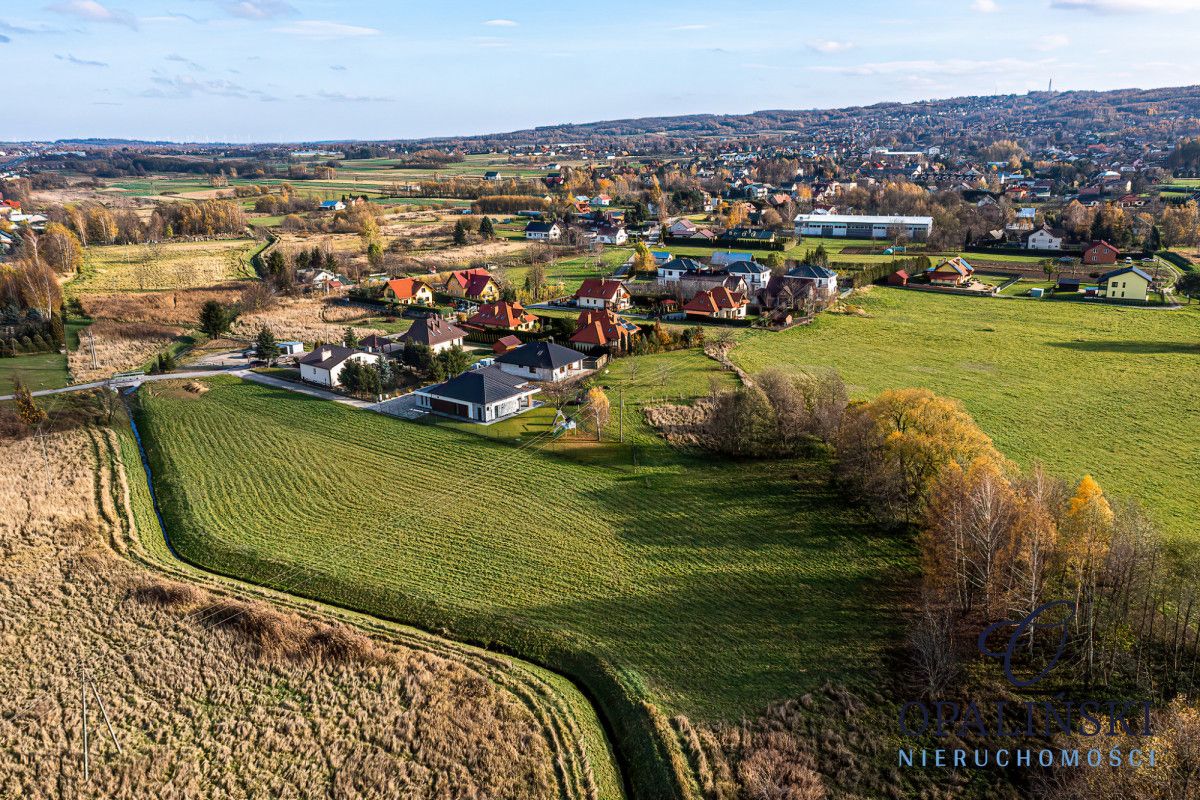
[
  {"left": 807, "top": 39, "right": 855, "bottom": 54},
  {"left": 221, "top": 0, "right": 296, "bottom": 19},
  {"left": 56, "top": 52, "right": 108, "bottom": 66},
  {"left": 972, "top": 0, "right": 1000, "bottom": 12},
  {"left": 313, "top": 90, "right": 391, "bottom": 103},
  {"left": 46, "top": 0, "right": 137, "bottom": 29},
  {"left": 1051, "top": 0, "right": 1200, "bottom": 11},
  {"left": 1035, "top": 33, "right": 1071, "bottom": 49},
  {"left": 483, "top": 18, "right": 517, "bottom": 26},
  {"left": 810, "top": 57, "right": 1042, "bottom": 78},
  {"left": 143, "top": 74, "right": 278, "bottom": 100},
  {"left": 671, "top": 23, "right": 709, "bottom": 30},
  {"left": 271, "top": 20, "right": 381, "bottom": 37}
]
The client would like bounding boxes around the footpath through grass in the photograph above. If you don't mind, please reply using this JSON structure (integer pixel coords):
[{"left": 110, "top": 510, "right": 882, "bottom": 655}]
[{"left": 733, "top": 288, "right": 1200, "bottom": 541}]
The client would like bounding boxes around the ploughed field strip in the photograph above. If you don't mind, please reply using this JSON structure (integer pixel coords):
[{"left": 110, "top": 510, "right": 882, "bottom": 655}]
[
  {"left": 733, "top": 288, "right": 1200, "bottom": 541},
  {"left": 135, "top": 375, "right": 913, "bottom": 721}
]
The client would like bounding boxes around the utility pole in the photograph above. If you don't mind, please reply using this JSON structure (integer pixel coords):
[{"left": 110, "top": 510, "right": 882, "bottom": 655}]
[
  {"left": 88, "top": 330, "right": 98, "bottom": 370},
  {"left": 88, "top": 673, "right": 122, "bottom": 756}
]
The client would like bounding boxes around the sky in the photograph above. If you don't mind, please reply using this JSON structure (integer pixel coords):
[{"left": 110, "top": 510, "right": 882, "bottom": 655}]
[{"left": 3, "top": 0, "right": 1200, "bottom": 142}]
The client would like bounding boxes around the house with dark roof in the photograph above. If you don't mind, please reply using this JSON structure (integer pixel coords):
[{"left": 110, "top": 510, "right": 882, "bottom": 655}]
[
  {"left": 657, "top": 257, "right": 707, "bottom": 284},
  {"left": 724, "top": 260, "right": 771, "bottom": 291},
  {"left": 298, "top": 345, "right": 382, "bottom": 388},
  {"left": 414, "top": 365, "right": 540, "bottom": 424},
  {"left": 358, "top": 334, "right": 402, "bottom": 355},
  {"left": 465, "top": 301, "right": 538, "bottom": 331},
  {"left": 710, "top": 251, "right": 754, "bottom": 267},
  {"left": 398, "top": 316, "right": 467, "bottom": 353},
  {"left": 524, "top": 221, "right": 561, "bottom": 241},
  {"left": 683, "top": 287, "right": 748, "bottom": 320},
  {"left": 679, "top": 272, "right": 748, "bottom": 299},
  {"left": 495, "top": 341, "right": 586, "bottom": 382},
  {"left": 784, "top": 264, "right": 838, "bottom": 297},
  {"left": 1098, "top": 265, "right": 1152, "bottom": 301},
  {"left": 574, "top": 278, "right": 631, "bottom": 311}
]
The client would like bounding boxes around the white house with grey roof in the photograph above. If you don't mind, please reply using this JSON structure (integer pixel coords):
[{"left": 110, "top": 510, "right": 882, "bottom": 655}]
[
  {"left": 414, "top": 365, "right": 540, "bottom": 423},
  {"left": 298, "top": 345, "right": 382, "bottom": 388},
  {"left": 495, "top": 341, "right": 585, "bottom": 382}
]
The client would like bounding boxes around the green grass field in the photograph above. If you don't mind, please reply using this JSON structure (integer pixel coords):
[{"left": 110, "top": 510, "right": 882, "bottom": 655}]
[
  {"left": 732, "top": 288, "right": 1200, "bottom": 540},
  {"left": 0, "top": 351, "right": 68, "bottom": 393},
  {"left": 135, "top": 372, "right": 913, "bottom": 728}
]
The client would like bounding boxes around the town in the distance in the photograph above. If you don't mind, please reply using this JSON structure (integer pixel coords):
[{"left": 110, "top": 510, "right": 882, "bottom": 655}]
[{"left": 2, "top": 82, "right": 1199, "bottom": 800}]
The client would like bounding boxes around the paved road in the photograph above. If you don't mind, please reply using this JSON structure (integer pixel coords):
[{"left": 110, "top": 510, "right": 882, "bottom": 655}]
[
  {"left": 237, "top": 370, "right": 382, "bottom": 410},
  {"left": 0, "top": 368, "right": 242, "bottom": 402}
]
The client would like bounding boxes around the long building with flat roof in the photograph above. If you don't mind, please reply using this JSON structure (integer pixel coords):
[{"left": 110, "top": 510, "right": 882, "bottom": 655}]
[{"left": 794, "top": 213, "right": 933, "bottom": 241}]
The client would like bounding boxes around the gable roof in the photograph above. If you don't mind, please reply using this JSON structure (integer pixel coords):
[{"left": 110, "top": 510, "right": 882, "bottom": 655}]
[
  {"left": 298, "top": 344, "right": 360, "bottom": 371},
  {"left": 386, "top": 277, "right": 429, "bottom": 300},
  {"left": 424, "top": 365, "right": 536, "bottom": 405},
  {"left": 464, "top": 273, "right": 498, "bottom": 298},
  {"left": 400, "top": 316, "right": 467, "bottom": 347},
  {"left": 1085, "top": 240, "right": 1120, "bottom": 253},
  {"left": 574, "top": 278, "right": 628, "bottom": 301},
  {"left": 524, "top": 221, "right": 557, "bottom": 233},
  {"left": 466, "top": 301, "right": 536, "bottom": 329},
  {"left": 569, "top": 309, "right": 639, "bottom": 346},
  {"left": 660, "top": 257, "right": 707, "bottom": 274},
  {"left": 495, "top": 341, "right": 583, "bottom": 370},
  {"left": 445, "top": 267, "right": 491, "bottom": 290},
  {"left": 683, "top": 286, "right": 747, "bottom": 314},
  {"left": 930, "top": 257, "right": 974, "bottom": 277},
  {"left": 1099, "top": 266, "right": 1153, "bottom": 282},
  {"left": 710, "top": 251, "right": 754, "bottom": 266}
]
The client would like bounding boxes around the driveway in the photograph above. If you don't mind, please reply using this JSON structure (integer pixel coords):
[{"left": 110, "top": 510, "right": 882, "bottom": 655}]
[{"left": 371, "top": 392, "right": 428, "bottom": 419}]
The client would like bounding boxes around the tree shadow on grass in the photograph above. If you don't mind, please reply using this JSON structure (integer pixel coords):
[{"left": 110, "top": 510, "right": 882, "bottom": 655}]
[{"left": 1048, "top": 340, "right": 1199, "bottom": 355}]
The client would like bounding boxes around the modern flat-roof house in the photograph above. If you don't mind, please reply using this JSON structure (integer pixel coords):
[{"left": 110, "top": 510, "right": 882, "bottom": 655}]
[
  {"left": 1098, "top": 266, "right": 1152, "bottom": 301},
  {"left": 415, "top": 365, "right": 539, "bottom": 424},
  {"left": 574, "top": 278, "right": 631, "bottom": 311},
  {"left": 793, "top": 213, "right": 933, "bottom": 241},
  {"left": 495, "top": 341, "right": 586, "bottom": 382},
  {"left": 298, "top": 345, "right": 382, "bottom": 388},
  {"left": 399, "top": 315, "right": 467, "bottom": 353}
]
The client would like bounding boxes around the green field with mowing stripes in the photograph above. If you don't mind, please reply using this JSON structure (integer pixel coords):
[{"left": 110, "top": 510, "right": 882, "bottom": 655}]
[
  {"left": 731, "top": 288, "right": 1200, "bottom": 541},
  {"left": 134, "top": 374, "right": 912, "bottom": 725}
]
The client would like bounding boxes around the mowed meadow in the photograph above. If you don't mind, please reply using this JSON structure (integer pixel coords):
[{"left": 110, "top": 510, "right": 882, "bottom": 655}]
[
  {"left": 733, "top": 288, "right": 1200, "bottom": 541},
  {"left": 134, "top": 376, "right": 913, "bottom": 726}
]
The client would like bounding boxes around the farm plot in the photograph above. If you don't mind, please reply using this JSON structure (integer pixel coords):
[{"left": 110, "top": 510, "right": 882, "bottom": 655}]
[
  {"left": 731, "top": 287, "right": 1200, "bottom": 541},
  {"left": 134, "top": 372, "right": 913, "bottom": 730},
  {"left": 69, "top": 240, "right": 262, "bottom": 294},
  {"left": 0, "top": 422, "right": 615, "bottom": 799}
]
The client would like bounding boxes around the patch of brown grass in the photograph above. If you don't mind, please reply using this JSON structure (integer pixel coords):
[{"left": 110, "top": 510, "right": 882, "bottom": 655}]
[
  {"left": 78, "top": 284, "right": 244, "bottom": 325},
  {"left": 231, "top": 297, "right": 384, "bottom": 344},
  {"left": 0, "top": 431, "right": 564, "bottom": 799},
  {"left": 68, "top": 320, "right": 181, "bottom": 382}
]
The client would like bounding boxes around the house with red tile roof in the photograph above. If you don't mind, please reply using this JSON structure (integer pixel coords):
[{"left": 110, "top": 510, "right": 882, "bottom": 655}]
[
  {"left": 683, "top": 287, "right": 748, "bottom": 320},
  {"left": 443, "top": 268, "right": 495, "bottom": 298},
  {"left": 465, "top": 301, "right": 538, "bottom": 331},
  {"left": 384, "top": 278, "right": 434, "bottom": 306},
  {"left": 574, "top": 278, "right": 631, "bottom": 311},
  {"left": 568, "top": 309, "right": 640, "bottom": 352},
  {"left": 927, "top": 257, "right": 975, "bottom": 287}
]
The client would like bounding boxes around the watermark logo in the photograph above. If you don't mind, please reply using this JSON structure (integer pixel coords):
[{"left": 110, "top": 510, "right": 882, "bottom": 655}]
[{"left": 977, "top": 600, "right": 1074, "bottom": 688}]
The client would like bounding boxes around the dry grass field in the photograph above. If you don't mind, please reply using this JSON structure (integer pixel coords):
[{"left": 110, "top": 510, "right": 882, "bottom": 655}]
[
  {"left": 78, "top": 285, "right": 245, "bottom": 326},
  {"left": 68, "top": 240, "right": 261, "bottom": 295},
  {"left": 0, "top": 420, "right": 618, "bottom": 799},
  {"left": 67, "top": 320, "right": 182, "bottom": 383},
  {"left": 230, "top": 298, "right": 386, "bottom": 344}
]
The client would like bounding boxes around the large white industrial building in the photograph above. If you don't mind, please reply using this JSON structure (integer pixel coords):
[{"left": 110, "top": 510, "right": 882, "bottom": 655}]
[{"left": 793, "top": 213, "right": 933, "bottom": 241}]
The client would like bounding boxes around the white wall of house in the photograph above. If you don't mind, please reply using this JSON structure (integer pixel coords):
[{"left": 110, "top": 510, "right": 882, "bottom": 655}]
[
  {"left": 302, "top": 352, "right": 381, "bottom": 387},
  {"left": 429, "top": 337, "right": 464, "bottom": 354},
  {"left": 1026, "top": 230, "right": 1063, "bottom": 250},
  {"left": 498, "top": 361, "right": 583, "bottom": 382}
]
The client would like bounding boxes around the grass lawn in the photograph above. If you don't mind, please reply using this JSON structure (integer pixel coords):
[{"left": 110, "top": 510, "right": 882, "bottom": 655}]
[
  {"left": 0, "top": 351, "right": 69, "bottom": 393},
  {"left": 134, "top": 371, "right": 913, "bottom": 731},
  {"left": 731, "top": 288, "right": 1200, "bottom": 541},
  {"left": 68, "top": 239, "right": 263, "bottom": 294}
]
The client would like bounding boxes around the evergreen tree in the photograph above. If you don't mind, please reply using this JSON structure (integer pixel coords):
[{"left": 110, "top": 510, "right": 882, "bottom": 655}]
[
  {"left": 478, "top": 216, "right": 496, "bottom": 239},
  {"left": 437, "top": 345, "right": 472, "bottom": 378},
  {"left": 343, "top": 326, "right": 359, "bottom": 348},
  {"left": 453, "top": 220, "right": 469, "bottom": 246},
  {"left": 255, "top": 325, "right": 278, "bottom": 364},
  {"left": 199, "top": 300, "right": 237, "bottom": 338},
  {"left": 12, "top": 378, "right": 46, "bottom": 427},
  {"left": 339, "top": 360, "right": 363, "bottom": 394}
]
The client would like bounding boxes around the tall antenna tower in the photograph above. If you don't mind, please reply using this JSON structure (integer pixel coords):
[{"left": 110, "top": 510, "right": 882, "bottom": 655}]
[{"left": 1048, "top": 78, "right": 1054, "bottom": 92}]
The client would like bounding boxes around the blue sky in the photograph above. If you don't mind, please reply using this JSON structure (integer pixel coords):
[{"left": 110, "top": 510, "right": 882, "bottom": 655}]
[{"left": 3, "top": 0, "right": 1200, "bottom": 142}]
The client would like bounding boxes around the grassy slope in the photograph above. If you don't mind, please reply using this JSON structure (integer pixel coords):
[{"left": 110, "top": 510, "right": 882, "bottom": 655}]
[
  {"left": 107, "top": 415, "right": 623, "bottom": 800},
  {"left": 135, "top": 374, "right": 913, "bottom": 727},
  {"left": 732, "top": 288, "right": 1200, "bottom": 540}
]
